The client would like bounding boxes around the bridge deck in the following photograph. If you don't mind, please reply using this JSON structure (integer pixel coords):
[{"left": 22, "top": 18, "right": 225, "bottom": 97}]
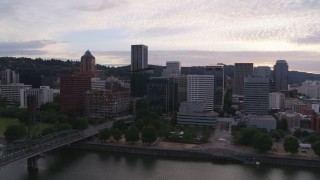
[{"left": 0, "top": 121, "right": 112, "bottom": 167}]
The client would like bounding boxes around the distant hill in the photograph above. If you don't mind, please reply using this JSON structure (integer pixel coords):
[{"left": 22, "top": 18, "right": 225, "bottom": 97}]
[
  {"left": 288, "top": 71, "right": 320, "bottom": 84},
  {"left": 0, "top": 57, "right": 318, "bottom": 87}
]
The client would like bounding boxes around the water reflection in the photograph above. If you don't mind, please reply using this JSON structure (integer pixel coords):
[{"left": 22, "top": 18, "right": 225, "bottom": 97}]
[{"left": 1, "top": 148, "right": 320, "bottom": 180}]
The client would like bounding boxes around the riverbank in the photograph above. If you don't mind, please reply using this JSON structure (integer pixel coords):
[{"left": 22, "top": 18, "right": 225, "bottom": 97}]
[{"left": 70, "top": 141, "right": 320, "bottom": 168}]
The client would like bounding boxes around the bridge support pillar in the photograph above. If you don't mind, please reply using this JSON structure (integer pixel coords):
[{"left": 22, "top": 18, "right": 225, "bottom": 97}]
[{"left": 27, "top": 156, "right": 41, "bottom": 172}]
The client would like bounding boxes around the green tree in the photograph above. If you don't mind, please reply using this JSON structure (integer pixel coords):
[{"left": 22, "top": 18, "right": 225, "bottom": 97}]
[
  {"left": 41, "top": 127, "right": 54, "bottom": 136},
  {"left": 125, "top": 125, "right": 140, "bottom": 143},
  {"left": 99, "top": 129, "right": 110, "bottom": 142},
  {"left": 171, "top": 112, "right": 177, "bottom": 126},
  {"left": 141, "top": 126, "right": 158, "bottom": 144},
  {"left": 252, "top": 133, "right": 273, "bottom": 152},
  {"left": 270, "top": 129, "right": 285, "bottom": 141},
  {"left": 183, "top": 127, "right": 196, "bottom": 141},
  {"left": 283, "top": 136, "right": 299, "bottom": 154},
  {"left": 72, "top": 118, "right": 88, "bottom": 130},
  {"left": 4, "top": 125, "right": 27, "bottom": 142},
  {"left": 301, "top": 130, "right": 310, "bottom": 138},
  {"left": 54, "top": 123, "right": 72, "bottom": 131},
  {"left": 134, "top": 119, "right": 145, "bottom": 132},
  {"left": 112, "top": 128, "right": 122, "bottom": 142},
  {"left": 293, "top": 129, "right": 302, "bottom": 138},
  {"left": 278, "top": 118, "right": 288, "bottom": 131},
  {"left": 312, "top": 140, "right": 320, "bottom": 156},
  {"left": 113, "top": 120, "right": 126, "bottom": 132},
  {"left": 240, "top": 128, "right": 259, "bottom": 146}
]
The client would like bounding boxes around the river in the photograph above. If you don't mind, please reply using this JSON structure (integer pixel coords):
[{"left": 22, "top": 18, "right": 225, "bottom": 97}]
[{"left": 1, "top": 148, "right": 320, "bottom": 180}]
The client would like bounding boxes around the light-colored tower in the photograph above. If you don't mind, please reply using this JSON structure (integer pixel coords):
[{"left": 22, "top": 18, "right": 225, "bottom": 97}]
[
  {"left": 162, "top": 61, "right": 181, "bottom": 77},
  {"left": 187, "top": 75, "right": 214, "bottom": 111},
  {"left": 80, "top": 50, "right": 96, "bottom": 75}
]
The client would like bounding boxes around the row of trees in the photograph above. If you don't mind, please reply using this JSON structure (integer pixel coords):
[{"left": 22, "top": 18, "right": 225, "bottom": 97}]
[
  {"left": 233, "top": 128, "right": 273, "bottom": 152},
  {"left": 233, "top": 127, "right": 320, "bottom": 155},
  {"left": 98, "top": 123, "right": 158, "bottom": 145}
]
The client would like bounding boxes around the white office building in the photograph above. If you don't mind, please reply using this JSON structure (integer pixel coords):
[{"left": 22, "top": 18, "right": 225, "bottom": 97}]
[
  {"left": 187, "top": 75, "right": 214, "bottom": 111},
  {"left": 91, "top": 78, "right": 106, "bottom": 90},
  {"left": 162, "top": 61, "right": 181, "bottom": 77},
  {"left": 298, "top": 80, "right": 320, "bottom": 99},
  {"left": 269, "top": 92, "right": 285, "bottom": 110},
  {"left": 0, "top": 83, "right": 31, "bottom": 104},
  {"left": 20, "top": 86, "right": 53, "bottom": 108}
]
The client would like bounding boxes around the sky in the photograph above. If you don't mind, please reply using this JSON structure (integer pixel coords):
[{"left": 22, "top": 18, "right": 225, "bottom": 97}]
[{"left": 0, "top": 0, "right": 320, "bottom": 73}]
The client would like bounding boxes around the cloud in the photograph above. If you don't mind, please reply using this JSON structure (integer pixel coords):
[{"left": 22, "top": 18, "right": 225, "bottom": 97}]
[
  {"left": 0, "top": 0, "right": 319, "bottom": 73},
  {"left": 295, "top": 32, "right": 320, "bottom": 44},
  {"left": 0, "top": 40, "right": 57, "bottom": 50},
  {"left": 73, "top": 0, "right": 127, "bottom": 11}
]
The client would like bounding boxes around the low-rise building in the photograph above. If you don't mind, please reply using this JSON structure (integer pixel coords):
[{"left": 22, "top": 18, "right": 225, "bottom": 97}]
[
  {"left": 85, "top": 89, "right": 130, "bottom": 120},
  {"left": 269, "top": 92, "right": 285, "bottom": 110},
  {"left": 247, "top": 116, "right": 276, "bottom": 132},
  {"left": 177, "top": 101, "right": 217, "bottom": 127},
  {"left": 20, "top": 86, "right": 53, "bottom": 108},
  {"left": 278, "top": 111, "right": 301, "bottom": 129},
  {"left": 0, "top": 83, "right": 31, "bottom": 104}
]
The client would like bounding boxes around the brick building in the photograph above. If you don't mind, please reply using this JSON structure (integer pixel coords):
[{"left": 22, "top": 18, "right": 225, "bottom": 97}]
[{"left": 60, "top": 73, "right": 91, "bottom": 115}]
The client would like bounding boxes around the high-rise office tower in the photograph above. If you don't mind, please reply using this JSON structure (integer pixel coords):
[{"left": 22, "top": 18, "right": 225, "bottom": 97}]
[
  {"left": 162, "top": 61, "right": 181, "bottom": 77},
  {"left": 177, "top": 76, "right": 187, "bottom": 105},
  {"left": 80, "top": 50, "right": 96, "bottom": 77},
  {"left": 130, "top": 44, "right": 149, "bottom": 97},
  {"left": 1, "top": 69, "right": 20, "bottom": 85},
  {"left": 244, "top": 76, "right": 270, "bottom": 115},
  {"left": 60, "top": 73, "right": 91, "bottom": 115},
  {"left": 233, "top": 63, "right": 253, "bottom": 95},
  {"left": 253, "top": 66, "right": 271, "bottom": 78},
  {"left": 187, "top": 75, "right": 214, "bottom": 111},
  {"left": 205, "top": 66, "right": 224, "bottom": 110},
  {"left": 131, "top": 45, "right": 148, "bottom": 71},
  {"left": 273, "top": 60, "right": 288, "bottom": 91},
  {"left": 147, "top": 77, "right": 178, "bottom": 114}
]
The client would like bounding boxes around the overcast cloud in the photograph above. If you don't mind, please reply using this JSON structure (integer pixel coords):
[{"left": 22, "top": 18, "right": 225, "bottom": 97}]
[{"left": 0, "top": 0, "right": 319, "bottom": 72}]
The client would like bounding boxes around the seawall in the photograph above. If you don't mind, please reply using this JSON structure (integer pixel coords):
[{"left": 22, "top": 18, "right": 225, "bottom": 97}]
[{"left": 70, "top": 142, "right": 320, "bottom": 168}]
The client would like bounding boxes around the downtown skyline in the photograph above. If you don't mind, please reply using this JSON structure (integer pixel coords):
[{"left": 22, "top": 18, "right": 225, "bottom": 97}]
[{"left": 0, "top": 0, "right": 320, "bottom": 73}]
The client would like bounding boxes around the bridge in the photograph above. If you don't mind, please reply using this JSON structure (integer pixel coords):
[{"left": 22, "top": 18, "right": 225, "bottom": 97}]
[{"left": 0, "top": 121, "right": 113, "bottom": 170}]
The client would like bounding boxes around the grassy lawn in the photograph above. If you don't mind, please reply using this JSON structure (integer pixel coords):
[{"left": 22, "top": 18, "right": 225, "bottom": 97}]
[
  {"left": 38, "top": 122, "right": 54, "bottom": 131},
  {"left": 0, "top": 117, "right": 54, "bottom": 137},
  {"left": 0, "top": 117, "right": 21, "bottom": 136}
]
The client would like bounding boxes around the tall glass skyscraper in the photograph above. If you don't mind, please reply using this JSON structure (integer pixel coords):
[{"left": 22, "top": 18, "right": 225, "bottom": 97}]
[
  {"left": 273, "top": 60, "right": 288, "bottom": 91},
  {"left": 233, "top": 63, "right": 253, "bottom": 95},
  {"left": 130, "top": 44, "right": 149, "bottom": 97},
  {"left": 131, "top": 45, "right": 148, "bottom": 72}
]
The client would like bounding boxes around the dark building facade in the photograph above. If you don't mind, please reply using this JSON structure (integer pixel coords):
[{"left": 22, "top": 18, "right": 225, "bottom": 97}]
[
  {"left": 205, "top": 66, "right": 224, "bottom": 110},
  {"left": 244, "top": 76, "right": 270, "bottom": 115},
  {"left": 273, "top": 60, "right": 288, "bottom": 91},
  {"left": 147, "top": 77, "right": 178, "bottom": 114},
  {"left": 177, "top": 76, "right": 187, "bottom": 105},
  {"left": 131, "top": 45, "right": 148, "bottom": 71},
  {"left": 233, "top": 63, "right": 253, "bottom": 95},
  {"left": 130, "top": 44, "right": 150, "bottom": 98},
  {"left": 130, "top": 70, "right": 150, "bottom": 98},
  {"left": 60, "top": 73, "right": 91, "bottom": 115}
]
